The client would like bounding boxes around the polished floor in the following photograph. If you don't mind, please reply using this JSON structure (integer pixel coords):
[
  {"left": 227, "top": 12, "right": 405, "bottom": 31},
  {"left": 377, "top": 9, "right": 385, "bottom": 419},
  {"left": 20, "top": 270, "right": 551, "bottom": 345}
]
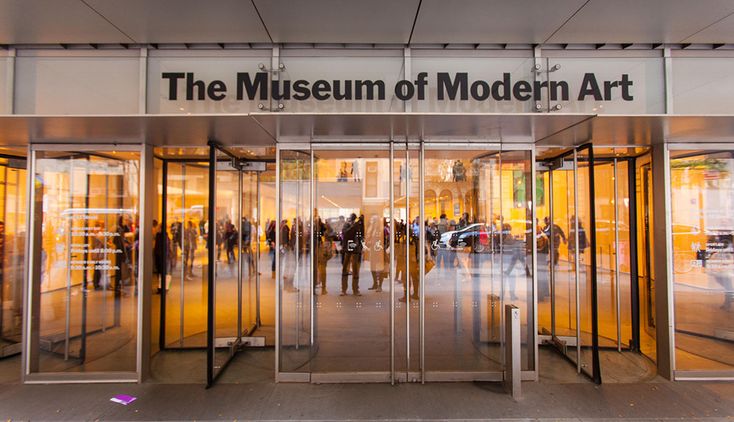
[{"left": 0, "top": 352, "right": 731, "bottom": 421}]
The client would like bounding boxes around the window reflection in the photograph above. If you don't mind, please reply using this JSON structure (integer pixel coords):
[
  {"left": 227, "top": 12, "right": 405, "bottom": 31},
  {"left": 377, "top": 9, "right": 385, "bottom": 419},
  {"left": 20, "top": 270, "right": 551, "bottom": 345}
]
[
  {"left": 670, "top": 150, "right": 734, "bottom": 372},
  {"left": 30, "top": 151, "right": 140, "bottom": 374}
]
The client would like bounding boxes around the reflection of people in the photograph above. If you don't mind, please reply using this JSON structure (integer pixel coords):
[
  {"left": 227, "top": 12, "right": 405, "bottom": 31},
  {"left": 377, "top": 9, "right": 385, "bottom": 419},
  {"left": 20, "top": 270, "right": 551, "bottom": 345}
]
[
  {"left": 184, "top": 220, "right": 197, "bottom": 279},
  {"left": 397, "top": 219, "right": 420, "bottom": 302},
  {"left": 338, "top": 162, "right": 349, "bottom": 182},
  {"left": 367, "top": 215, "right": 386, "bottom": 292},
  {"left": 452, "top": 160, "right": 466, "bottom": 182},
  {"left": 241, "top": 217, "right": 254, "bottom": 276},
  {"left": 543, "top": 216, "right": 567, "bottom": 268},
  {"left": 170, "top": 219, "right": 182, "bottom": 269},
  {"left": 568, "top": 215, "right": 589, "bottom": 271},
  {"left": 708, "top": 234, "right": 734, "bottom": 311},
  {"left": 91, "top": 221, "right": 105, "bottom": 290},
  {"left": 154, "top": 220, "right": 172, "bottom": 294},
  {"left": 280, "top": 219, "right": 297, "bottom": 292},
  {"left": 352, "top": 159, "right": 360, "bottom": 182},
  {"left": 340, "top": 213, "right": 363, "bottom": 296},
  {"left": 114, "top": 216, "right": 132, "bottom": 291},
  {"left": 224, "top": 222, "right": 238, "bottom": 275},
  {"left": 314, "top": 216, "right": 333, "bottom": 295},
  {"left": 266, "top": 219, "right": 276, "bottom": 277},
  {"left": 504, "top": 216, "right": 542, "bottom": 301}
]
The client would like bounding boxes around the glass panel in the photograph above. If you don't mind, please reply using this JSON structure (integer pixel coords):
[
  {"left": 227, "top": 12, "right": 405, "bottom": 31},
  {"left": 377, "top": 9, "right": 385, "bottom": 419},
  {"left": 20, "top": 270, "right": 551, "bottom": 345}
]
[
  {"left": 311, "top": 148, "right": 390, "bottom": 373},
  {"left": 241, "top": 172, "right": 257, "bottom": 335},
  {"left": 31, "top": 150, "right": 140, "bottom": 373},
  {"left": 259, "top": 164, "right": 277, "bottom": 333},
  {"left": 0, "top": 159, "right": 27, "bottom": 353},
  {"left": 538, "top": 154, "right": 580, "bottom": 362},
  {"left": 616, "top": 161, "right": 633, "bottom": 349},
  {"left": 212, "top": 150, "right": 241, "bottom": 375},
  {"left": 576, "top": 148, "right": 595, "bottom": 374},
  {"left": 162, "top": 162, "right": 209, "bottom": 348},
  {"left": 501, "top": 149, "right": 535, "bottom": 371},
  {"left": 594, "top": 162, "right": 619, "bottom": 348},
  {"left": 423, "top": 148, "right": 501, "bottom": 372},
  {"left": 637, "top": 160, "right": 657, "bottom": 361},
  {"left": 278, "top": 149, "right": 312, "bottom": 373},
  {"left": 670, "top": 150, "right": 734, "bottom": 372}
]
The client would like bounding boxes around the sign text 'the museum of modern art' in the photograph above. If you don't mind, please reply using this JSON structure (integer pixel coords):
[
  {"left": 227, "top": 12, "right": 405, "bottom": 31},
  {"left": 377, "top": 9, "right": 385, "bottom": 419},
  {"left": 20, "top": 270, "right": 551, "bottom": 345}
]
[{"left": 161, "top": 71, "right": 634, "bottom": 103}]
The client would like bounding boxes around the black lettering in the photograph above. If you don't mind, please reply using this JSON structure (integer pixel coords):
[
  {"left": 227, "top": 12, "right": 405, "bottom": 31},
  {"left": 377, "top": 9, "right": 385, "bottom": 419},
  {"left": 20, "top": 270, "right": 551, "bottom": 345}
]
[
  {"left": 550, "top": 81, "right": 569, "bottom": 101},
  {"left": 271, "top": 80, "right": 291, "bottom": 100},
  {"left": 491, "top": 73, "right": 511, "bottom": 101},
  {"left": 470, "top": 80, "right": 490, "bottom": 101},
  {"left": 604, "top": 80, "right": 619, "bottom": 100},
  {"left": 620, "top": 74, "right": 634, "bottom": 101},
  {"left": 533, "top": 80, "right": 548, "bottom": 101},
  {"left": 437, "top": 72, "right": 468, "bottom": 100},
  {"left": 577, "top": 73, "right": 603, "bottom": 101},
  {"left": 293, "top": 80, "right": 311, "bottom": 100},
  {"left": 512, "top": 80, "right": 532, "bottom": 101},
  {"left": 333, "top": 80, "right": 352, "bottom": 100},
  {"left": 207, "top": 80, "right": 227, "bottom": 101},
  {"left": 162, "top": 72, "right": 185, "bottom": 100},
  {"left": 312, "top": 80, "right": 331, "bottom": 100},
  {"left": 355, "top": 80, "right": 385, "bottom": 100},
  {"left": 186, "top": 72, "right": 206, "bottom": 100},
  {"left": 236, "top": 72, "right": 268, "bottom": 101},
  {"left": 395, "top": 80, "right": 414, "bottom": 101},
  {"left": 415, "top": 72, "right": 428, "bottom": 100}
]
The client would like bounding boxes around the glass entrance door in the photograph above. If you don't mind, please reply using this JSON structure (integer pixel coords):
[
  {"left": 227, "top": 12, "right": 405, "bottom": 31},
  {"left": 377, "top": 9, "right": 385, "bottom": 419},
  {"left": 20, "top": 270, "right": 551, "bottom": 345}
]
[
  {"left": 538, "top": 144, "right": 601, "bottom": 383},
  {"left": 206, "top": 143, "right": 266, "bottom": 386},
  {"left": 276, "top": 142, "right": 536, "bottom": 383}
]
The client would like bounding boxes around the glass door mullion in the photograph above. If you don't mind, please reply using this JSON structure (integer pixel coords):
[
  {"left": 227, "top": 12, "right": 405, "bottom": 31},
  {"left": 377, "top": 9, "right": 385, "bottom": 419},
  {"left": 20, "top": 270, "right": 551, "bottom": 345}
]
[
  {"left": 390, "top": 141, "right": 396, "bottom": 385},
  {"left": 573, "top": 149, "right": 581, "bottom": 373}
]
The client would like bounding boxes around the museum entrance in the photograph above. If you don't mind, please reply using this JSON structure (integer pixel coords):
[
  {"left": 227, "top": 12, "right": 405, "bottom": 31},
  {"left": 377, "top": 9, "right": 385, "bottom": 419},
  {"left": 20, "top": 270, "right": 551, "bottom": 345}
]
[
  {"left": 536, "top": 145, "right": 656, "bottom": 384},
  {"left": 151, "top": 145, "right": 276, "bottom": 386},
  {"left": 276, "top": 142, "right": 536, "bottom": 383}
]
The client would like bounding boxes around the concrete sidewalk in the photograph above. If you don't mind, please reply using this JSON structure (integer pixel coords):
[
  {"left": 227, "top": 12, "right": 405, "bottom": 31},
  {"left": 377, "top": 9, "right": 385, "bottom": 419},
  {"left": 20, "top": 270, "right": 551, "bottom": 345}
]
[{"left": 0, "top": 376, "right": 732, "bottom": 421}]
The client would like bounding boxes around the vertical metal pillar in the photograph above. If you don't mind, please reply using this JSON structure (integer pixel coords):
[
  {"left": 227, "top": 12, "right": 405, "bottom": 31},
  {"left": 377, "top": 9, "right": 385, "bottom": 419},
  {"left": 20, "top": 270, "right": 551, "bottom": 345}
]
[
  {"left": 405, "top": 143, "right": 411, "bottom": 379},
  {"left": 295, "top": 156, "right": 301, "bottom": 350},
  {"left": 389, "top": 142, "right": 395, "bottom": 385},
  {"left": 64, "top": 158, "right": 74, "bottom": 360},
  {"left": 613, "top": 160, "right": 622, "bottom": 352},
  {"left": 573, "top": 150, "right": 581, "bottom": 373},
  {"left": 159, "top": 160, "right": 168, "bottom": 351},
  {"left": 274, "top": 147, "right": 281, "bottom": 380},
  {"left": 588, "top": 147, "right": 602, "bottom": 385},
  {"left": 419, "top": 141, "right": 425, "bottom": 383},
  {"left": 180, "top": 164, "right": 186, "bottom": 347},
  {"left": 628, "top": 158, "right": 641, "bottom": 352},
  {"left": 256, "top": 172, "right": 262, "bottom": 327},
  {"left": 206, "top": 142, "right": 217, "bottom": 388},
  {"left": 309, "top": 148, "right": 315, "bottom": 348},
  {"left": 549, "top": 169, "right": 555, "bottom": 338},
  {"left": 237, "top": 170, "right": 243, "bottom": 340}
]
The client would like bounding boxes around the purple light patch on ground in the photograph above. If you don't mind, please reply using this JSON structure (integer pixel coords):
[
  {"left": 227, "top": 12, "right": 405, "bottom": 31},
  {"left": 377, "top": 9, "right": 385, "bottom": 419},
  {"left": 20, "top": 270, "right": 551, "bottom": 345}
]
[{"left": 110, "top": 394, "right": 137, "bottom": 405}]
